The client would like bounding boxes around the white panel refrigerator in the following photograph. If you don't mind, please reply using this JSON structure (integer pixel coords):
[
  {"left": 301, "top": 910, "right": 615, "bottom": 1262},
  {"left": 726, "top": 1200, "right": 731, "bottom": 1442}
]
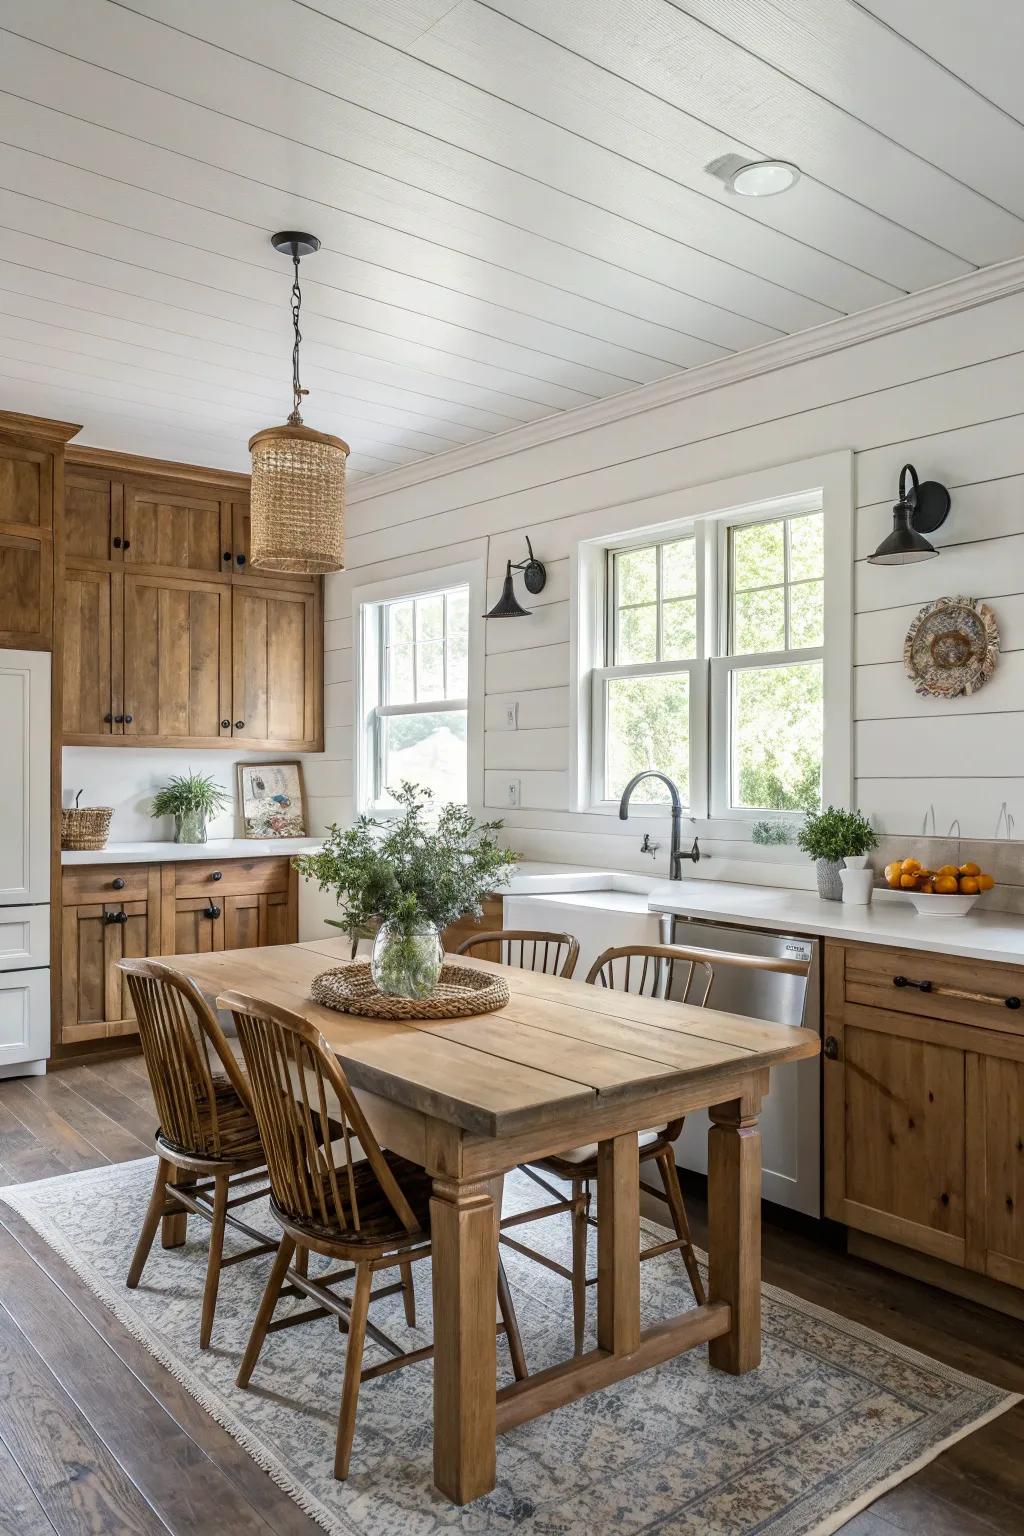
[{"left": 0, "top": 650, "right": 51, "bottom": 1077}]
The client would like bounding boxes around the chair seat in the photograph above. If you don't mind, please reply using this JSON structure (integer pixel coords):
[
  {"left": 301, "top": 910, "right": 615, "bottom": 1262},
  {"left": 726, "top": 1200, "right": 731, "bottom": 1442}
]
[
  {"left": 536, "top": 1127, "right": 662, "bottom": 1169},
  {"left": 273, "top": 1148, "right": 433, "bottom": 1252},
  {"left": 158, "top": 1075, "right": 264, "bottom": 1165}
]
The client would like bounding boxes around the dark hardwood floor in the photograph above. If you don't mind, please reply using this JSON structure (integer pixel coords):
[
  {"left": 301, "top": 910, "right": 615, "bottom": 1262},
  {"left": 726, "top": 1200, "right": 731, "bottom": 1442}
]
[{"left": 0, "top": 1058, "right": 1022, "bottom": 1535}]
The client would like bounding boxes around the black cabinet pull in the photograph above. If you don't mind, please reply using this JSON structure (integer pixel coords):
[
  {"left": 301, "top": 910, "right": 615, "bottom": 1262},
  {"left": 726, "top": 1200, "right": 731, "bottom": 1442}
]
[
  {"left": 236, "top": 553, "right": 246, "bottom": 566},
  {"left": 103, "top": 910, "right": 116, "bottom": 924},
  {"left": 111, "top": 877, "right": 126, "bottom": 890},
  {"left": 223, "top": 551, "right": 232, "bottom": 562},
  {"left": 124, "top": 714, "right": 133, "bottom": 725},
  {"left": 123, "top": 539, "right": 130, "bottom": 550},
  {"left": 210, "top": 871, "right": 222, "bottom": 882},
  {"left": 203, "top": 903, "right": 221, "bottom": 920},
  {"left": 234, "top": 720, "right": 244, "bottom": 730},
  {"left": 893, "top": 975, "right": 932, "bottom": 993},
  {"left": 103, "top": 712, "right": 113, "bottom": 724},
  {"left": 221, "top": 718, "right": 230, "bottom": 730},
  {"left": 112, "top": 535, "right": 122, "bottom": 549},
  {"left": 117, "top": 910, "right": 128, "bottom": 924},
  {"left": 823, "top": 1035, "right": 839, "bottom": 1060}
]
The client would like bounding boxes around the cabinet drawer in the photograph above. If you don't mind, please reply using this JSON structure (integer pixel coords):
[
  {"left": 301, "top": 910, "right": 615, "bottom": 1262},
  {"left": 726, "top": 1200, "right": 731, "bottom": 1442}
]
[
  {"left": 173, "top": 856, "right": 292, "bottom": 897},
  {"left": 843, "top": 943, "right": 1024, "bottom": 1036},
  {"left": 63, "top": 864, "right": 154, "bottom": 904}
]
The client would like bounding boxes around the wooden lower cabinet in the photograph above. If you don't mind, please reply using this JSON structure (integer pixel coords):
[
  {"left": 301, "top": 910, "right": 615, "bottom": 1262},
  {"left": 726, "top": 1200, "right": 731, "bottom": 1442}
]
[
  {"left": 825, "top": 939, "right": 1024, "bottom": 1291},
  {"left": 59, "top": 856, "right": 298, "bottom": 1047}
]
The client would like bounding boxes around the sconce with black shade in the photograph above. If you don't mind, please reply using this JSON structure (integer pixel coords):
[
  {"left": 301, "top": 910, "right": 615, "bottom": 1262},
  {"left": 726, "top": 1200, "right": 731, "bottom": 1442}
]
[
  {"left": 484, "top": 537, "right": 547, "bottom": 618},
  {"left": 867, "top": 463, "right": 951, "bottom": 566}
]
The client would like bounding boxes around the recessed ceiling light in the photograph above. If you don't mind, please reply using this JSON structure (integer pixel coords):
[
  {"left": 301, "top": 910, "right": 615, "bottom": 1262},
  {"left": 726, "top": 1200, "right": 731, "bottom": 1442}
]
[{"left": 727, "top": 159, "right": 801, "bottom": 197}]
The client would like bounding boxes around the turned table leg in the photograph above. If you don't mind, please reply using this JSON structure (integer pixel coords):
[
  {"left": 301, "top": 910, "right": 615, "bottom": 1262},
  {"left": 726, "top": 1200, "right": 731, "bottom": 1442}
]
[
  {"left": 596, "top": 1133, "right": 641, "bottom": 1356},
  {"left": 430, "top": 1175, "right": 498, "bottom": 1504},
  {"left": 707, "top": 1094, "right": 762, "bottom": 1375}
]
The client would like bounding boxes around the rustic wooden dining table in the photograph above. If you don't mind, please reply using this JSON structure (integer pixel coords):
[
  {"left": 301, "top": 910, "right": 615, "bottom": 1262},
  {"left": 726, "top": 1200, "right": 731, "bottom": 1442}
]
[{"left": 154, "top": 934, "right": 819, "bottom": 1505}]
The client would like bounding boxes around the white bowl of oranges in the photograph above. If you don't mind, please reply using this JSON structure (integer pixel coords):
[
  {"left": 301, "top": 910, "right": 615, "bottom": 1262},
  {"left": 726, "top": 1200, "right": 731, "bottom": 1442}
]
[{"left": 883, "top": 858, "right": 995, "bottom": 916}]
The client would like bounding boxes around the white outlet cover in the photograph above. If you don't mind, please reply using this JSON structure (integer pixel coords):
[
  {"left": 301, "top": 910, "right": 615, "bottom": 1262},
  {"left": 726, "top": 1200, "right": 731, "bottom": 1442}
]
[
  {"left": 506, "top": 779, "right": 521, "bottom": 807},
  {"left": 505, "top": 702, "right": 519, "bottom": 730}
]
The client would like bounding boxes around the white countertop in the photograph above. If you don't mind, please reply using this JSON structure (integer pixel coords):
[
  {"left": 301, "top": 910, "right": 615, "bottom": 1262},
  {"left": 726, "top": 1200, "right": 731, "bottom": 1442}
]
[
  {"left": 503, "top": 863, "right": 1024, "bottom": 966},
  {"left": 62, "top": 838, "right": 325, "bottom": 865}
]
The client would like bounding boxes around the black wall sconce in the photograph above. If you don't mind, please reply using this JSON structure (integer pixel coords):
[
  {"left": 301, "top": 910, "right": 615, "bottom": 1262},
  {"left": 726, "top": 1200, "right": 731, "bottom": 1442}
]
[
  {"left": 867, "top": 463, "right": 951, "bottom": 565},
  {"left": 484, "top": 537, "right": 547, "bottom": 618}
]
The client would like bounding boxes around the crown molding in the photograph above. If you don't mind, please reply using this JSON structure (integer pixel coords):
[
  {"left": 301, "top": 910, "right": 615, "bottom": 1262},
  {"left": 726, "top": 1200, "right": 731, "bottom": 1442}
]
[
  {"left": 0, "top": 409, "right": 83, "bottom": 446},
  {"left": 66, "top": 442, "right": 251, "bottom": 492},
  {"left": 349, "top": 255, "right": 1024, "bottom": 506}
]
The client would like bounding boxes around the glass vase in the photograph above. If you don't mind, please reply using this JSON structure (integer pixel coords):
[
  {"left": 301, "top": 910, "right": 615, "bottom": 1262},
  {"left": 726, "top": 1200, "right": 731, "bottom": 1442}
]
[
  {"left": 371, "top": 919, "right": 443, "bottom": 999},
  {"left": 174, "top": 810, "right": 208, "bottom": 845}
]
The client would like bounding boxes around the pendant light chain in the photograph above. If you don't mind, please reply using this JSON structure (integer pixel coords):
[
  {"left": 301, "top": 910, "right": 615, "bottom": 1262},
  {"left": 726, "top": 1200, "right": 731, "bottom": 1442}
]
[{"left": 288, "top": 250, "right": 308, "bottom": 426}]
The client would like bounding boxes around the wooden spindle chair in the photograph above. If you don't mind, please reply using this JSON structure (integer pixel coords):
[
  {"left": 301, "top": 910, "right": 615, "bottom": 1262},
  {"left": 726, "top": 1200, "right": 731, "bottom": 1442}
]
[
  {"left": 455, "top": 928, "right": 580, "bottom": 979},
  {"left": 219, "top": 989, "right": 527, "bottom": 1482},
  {"left": 501, "top": 942, "right": 809, "bottom": 1353},
  {"left": 119, "top": 959, "right": 278, "bottom": 1350}
]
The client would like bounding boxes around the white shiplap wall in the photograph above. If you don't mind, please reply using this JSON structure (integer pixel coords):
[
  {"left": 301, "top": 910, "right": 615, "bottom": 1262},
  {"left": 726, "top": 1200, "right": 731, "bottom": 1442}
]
[{"left": 310, "top": 268, "right": 1024, "bottom": 870}]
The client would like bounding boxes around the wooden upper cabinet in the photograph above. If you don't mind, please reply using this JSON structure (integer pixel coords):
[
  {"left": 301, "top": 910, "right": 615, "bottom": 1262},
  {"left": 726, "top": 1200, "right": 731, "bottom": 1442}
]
[
  {"left": 232, "top": 584, "right": 320, "bottom": 749},
  {"left": 64, "top": 473, "right": 119, "bottom": 563},
  {"left": 122, "top": 481, "right": 228, "bottom": 575},
  {"left": 0, "top": 431, "right": 57, "bottom": 648},
  {"left": 122, "top": 574, "right": 231, "bottom": 743},
  {"left": 63, "top": 567, "right": 116, "bottom": 738}
]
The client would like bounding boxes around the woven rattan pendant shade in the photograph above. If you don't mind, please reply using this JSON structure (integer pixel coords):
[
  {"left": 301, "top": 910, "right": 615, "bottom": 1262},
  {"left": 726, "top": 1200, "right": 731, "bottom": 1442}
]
[{"left": 248, "top": 422, "right": 349, "bottom": 575}]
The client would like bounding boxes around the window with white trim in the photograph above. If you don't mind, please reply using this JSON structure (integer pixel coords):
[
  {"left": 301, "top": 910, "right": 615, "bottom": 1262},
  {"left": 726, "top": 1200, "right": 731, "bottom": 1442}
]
[
  {"left": 363, "top": 584, "right": 470, "bottom": 810},
  {"left": 591, "top": 500, "right": 825, "bottom": 819}
]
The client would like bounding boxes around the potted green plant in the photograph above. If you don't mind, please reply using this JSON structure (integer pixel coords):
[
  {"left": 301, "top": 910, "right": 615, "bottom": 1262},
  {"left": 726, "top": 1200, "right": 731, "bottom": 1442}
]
[
  {"left": 797, "top": 806, "right": 878, "bottom": 901},
  {"left": 151, "top": 771, "right": 232, "bottom": 845},
  {"left": 296, "top": 782, "right": 517, "bottom": 998}
]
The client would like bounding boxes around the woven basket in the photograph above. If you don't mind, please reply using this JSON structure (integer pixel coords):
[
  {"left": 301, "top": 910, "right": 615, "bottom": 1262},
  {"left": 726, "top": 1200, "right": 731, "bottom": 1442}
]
[
  {"left": 60, "top": 806, "right": 114, "bottom": 851},
  {"left": 311, "top": 960, "right": 509, "bottom": 1021}
]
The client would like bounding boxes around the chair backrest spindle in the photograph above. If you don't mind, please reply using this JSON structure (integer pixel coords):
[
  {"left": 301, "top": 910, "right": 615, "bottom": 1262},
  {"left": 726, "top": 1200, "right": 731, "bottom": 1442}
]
[{"left": 455, "top": 928, "right": 580, "bottom": 980}]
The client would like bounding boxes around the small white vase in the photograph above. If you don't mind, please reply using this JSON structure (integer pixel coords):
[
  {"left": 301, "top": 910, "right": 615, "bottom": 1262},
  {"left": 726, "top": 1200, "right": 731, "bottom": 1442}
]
[{"left": 840, "top": 856, "right": 873, "bottom": 905}]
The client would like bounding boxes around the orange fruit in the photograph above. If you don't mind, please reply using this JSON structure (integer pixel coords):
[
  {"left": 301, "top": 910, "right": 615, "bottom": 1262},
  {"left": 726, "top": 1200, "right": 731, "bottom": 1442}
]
[
  {"left": 977, "top": 872, "right": 995, "bottom": 891},
  {"left": 937, "top": 864, "right": 958, "bottom": 877},
  {"left": 901, "top": 858, "right": 922, "bottom": 873},
  {"left": 959, "top": 876, "right": 980, "bottom": 895},
  {"left": 900, "top": 872, "right": 919, "bottom": 889},
  {"left": 934, "top": 875, "right": 958, "bottom": 894},
  {"left": 959, "top": 862, "right": 981, "bottom": 876},
  {"left": 884, "top": 861, "right": 902, "bottom": 885}
]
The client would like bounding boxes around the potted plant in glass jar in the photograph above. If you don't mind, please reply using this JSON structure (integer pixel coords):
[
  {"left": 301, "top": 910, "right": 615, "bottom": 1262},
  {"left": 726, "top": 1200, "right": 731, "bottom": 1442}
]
[
  {"left": 797, "top": 805, "right": 878, "bottom": 901},
  {"left": 151, "top": 770, "right": 231, "bottom": 845},
  {"left": 295, "top": 783, "right": 517, "bottom": 998}
]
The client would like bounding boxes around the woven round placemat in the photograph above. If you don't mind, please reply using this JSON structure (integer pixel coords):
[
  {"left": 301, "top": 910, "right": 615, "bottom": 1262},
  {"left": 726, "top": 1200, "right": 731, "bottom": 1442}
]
[{"left": 311, "top": 960, "right": 509, "bottom": 1020}]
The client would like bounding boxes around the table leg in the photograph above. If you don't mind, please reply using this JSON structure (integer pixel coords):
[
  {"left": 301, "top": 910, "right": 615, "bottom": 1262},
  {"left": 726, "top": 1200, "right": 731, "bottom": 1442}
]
[
  {"left": 161, "top": 1166, "right": 188, "bottom": 1249},
  {"left": 596, "top": 1133, "right": 640, "bottom": 1356},
  {"left": 430, "top": 1175, "right": 498, "bottom": 1504},
  {"left": 707, "top": 1095, "right": 762, "bottom": 1375}
]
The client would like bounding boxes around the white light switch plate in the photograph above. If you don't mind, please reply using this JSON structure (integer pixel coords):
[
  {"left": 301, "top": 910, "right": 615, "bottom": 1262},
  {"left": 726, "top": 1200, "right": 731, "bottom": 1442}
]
[
  {"left": 505, "top": 702, "right": 519, "bottom": 730},
  {"left": 505, "top": 779, "right": 521, "bottom": 807}
]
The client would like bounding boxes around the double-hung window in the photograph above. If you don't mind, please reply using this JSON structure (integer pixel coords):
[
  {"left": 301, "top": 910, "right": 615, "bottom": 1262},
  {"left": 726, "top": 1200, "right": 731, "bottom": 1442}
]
[
  {"left": 589, "top": 493, "right": 832, "bottom": 821},
  {"left": 363, "top": 584, "right": 469, "bottom": 810}
]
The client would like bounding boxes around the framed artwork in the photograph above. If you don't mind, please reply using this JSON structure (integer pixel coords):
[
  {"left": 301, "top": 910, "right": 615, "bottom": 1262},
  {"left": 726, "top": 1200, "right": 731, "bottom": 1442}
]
[{"left": 237, "top": 761, "right": 308, "bottom": 839}]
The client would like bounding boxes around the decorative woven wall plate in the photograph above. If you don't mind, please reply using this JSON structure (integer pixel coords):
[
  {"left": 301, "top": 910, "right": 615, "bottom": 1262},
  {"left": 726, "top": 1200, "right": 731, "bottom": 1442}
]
[
  {"left": 903, "top": 595, "right": 999, "bottom": 699},
  {"left": 311, "top": 960, "right": 510, "bottom": 1020}
]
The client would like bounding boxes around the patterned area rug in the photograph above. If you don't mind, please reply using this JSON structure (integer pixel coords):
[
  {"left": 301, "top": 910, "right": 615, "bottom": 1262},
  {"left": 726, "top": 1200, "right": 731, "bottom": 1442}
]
[{"left": 1, "top": 1159, "right": 1017, "bottom": 1536}]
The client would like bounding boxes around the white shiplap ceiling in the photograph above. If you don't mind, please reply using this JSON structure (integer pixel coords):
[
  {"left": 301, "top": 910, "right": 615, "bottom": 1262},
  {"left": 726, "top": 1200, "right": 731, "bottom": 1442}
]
[{"left": 0, "top": 0, "right": 1021, "bottom": 479}]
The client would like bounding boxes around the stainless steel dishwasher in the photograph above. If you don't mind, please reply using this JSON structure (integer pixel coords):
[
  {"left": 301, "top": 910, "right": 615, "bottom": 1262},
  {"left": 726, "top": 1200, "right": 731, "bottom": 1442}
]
[{"left": 658, "top": 911, "right": 822, "bottom": 1217}]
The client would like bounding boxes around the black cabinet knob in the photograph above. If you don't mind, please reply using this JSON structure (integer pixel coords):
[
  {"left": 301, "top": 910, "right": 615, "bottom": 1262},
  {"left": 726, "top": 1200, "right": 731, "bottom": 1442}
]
[
  {"left": 117, "top": 910, "right": 128, "bottom": 924},
  {"left": 203, "top": 903, "right": 221, "bottom": 920},
  {"left": 124, "top": 714, "right": 133, "bottom": 725},
  {"left": 112, "top": 536, "right": 122, "bottom": 549},
  {"left": 103, "top": 712, "right": 113, "bottom": 723},
  {"left": 123, "top": 540, "right": 130, "bottom": 550},
  {"left": 236, "top": 553, "right": 246, "bottom": 566},
  {"left": 210, "top": 871, "right": 222, "bottom": 882},
  {"left": 114, "top": 714, "right": 124, "bottom": 723},
  {"left": 111, "top": 877, "right": 126, "bottom": 890},
  {"left": 234, "top": 720, "right": 244, "bottom": 730},
  {"left": 823, "top": 1035, "right": 840, "bottom": 1060},
  {"left": 223, "top": 551, "right": 232, "bottom": 562},
  {"left": 221, "top": 718, "right": 230, "bottom": 729}
]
